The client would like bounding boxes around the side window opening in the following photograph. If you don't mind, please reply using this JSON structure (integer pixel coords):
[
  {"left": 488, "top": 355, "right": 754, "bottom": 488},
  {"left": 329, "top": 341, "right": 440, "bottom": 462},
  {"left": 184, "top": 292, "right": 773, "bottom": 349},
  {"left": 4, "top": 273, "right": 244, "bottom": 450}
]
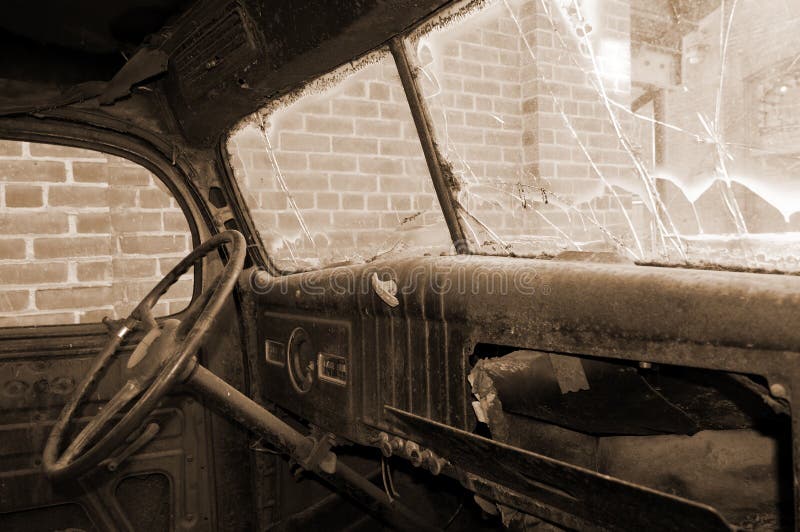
[
  {"left": 227, "top": 51, "right": 453, "bottom": 272},
  {"left": 0, "top": 140, "right": 194, "bottom": 327}
]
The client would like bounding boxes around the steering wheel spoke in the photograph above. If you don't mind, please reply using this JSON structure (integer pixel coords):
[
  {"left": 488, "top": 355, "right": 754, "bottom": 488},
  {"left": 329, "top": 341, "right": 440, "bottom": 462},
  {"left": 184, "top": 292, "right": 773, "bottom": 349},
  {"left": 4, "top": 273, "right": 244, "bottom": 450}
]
[{"left": 60, "top": 380, "right": 143, "bottom": 464}]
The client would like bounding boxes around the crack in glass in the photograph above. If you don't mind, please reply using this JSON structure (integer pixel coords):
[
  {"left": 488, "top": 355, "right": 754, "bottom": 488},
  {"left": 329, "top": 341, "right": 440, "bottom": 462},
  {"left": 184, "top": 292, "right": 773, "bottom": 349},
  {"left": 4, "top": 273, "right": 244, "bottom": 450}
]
[
  {"left": 411, "top": 0, "right": 800, "bottom": 271},
  {"left": 227, "top": 53, "right": 453, "bottom": 272}
]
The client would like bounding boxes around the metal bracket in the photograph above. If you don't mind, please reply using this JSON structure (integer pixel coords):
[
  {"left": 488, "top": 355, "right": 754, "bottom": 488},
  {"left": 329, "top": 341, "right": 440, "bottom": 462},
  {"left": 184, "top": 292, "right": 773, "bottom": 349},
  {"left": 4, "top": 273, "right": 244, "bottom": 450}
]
[
  {"left": 298, "top": 433, "right": 336, "bottom": 475},
  {"left": 371, "top": 273, "right": 399, "bottom": 307},
  {"left": 99, "top": 48, "right": 169, "bottom": 105}
]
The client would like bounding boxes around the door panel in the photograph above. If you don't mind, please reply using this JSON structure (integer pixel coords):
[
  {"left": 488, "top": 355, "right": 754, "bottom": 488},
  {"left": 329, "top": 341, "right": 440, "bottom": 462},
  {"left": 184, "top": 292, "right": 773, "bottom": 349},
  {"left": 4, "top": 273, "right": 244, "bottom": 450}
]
[
  {"left": 0, "top": 325, "right": 214, "bottom": 531},
  {"left": 0, "top": 136, "right": 226, "bottom": 530}
]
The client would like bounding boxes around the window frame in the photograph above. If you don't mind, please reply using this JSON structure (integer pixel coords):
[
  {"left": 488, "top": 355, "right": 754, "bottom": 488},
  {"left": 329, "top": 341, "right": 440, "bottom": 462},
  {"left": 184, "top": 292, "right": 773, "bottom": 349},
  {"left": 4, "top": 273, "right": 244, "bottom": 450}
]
[
  {"left": 221, "top": 40, "right": 473, "bottom": 275},
  {"left": 221, "top": 0, "right": 800, "bottom": 277},
  {"left": 0, "top": 114, "right": 203, "bottom": 331}
]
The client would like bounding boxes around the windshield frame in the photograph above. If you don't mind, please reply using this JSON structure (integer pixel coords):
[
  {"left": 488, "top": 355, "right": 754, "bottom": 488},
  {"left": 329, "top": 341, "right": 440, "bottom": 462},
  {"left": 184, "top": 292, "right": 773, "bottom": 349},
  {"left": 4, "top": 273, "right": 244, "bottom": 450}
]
[{"left": 220, "top": 0, "right": 800, "bottom": 276}]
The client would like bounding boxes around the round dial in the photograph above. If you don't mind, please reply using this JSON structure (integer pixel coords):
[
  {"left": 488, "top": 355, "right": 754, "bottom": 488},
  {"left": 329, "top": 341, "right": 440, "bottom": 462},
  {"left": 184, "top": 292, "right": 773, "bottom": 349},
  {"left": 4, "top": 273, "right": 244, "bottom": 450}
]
[{"left": 287, "top": 327, "right": 315, "bottom": 393}]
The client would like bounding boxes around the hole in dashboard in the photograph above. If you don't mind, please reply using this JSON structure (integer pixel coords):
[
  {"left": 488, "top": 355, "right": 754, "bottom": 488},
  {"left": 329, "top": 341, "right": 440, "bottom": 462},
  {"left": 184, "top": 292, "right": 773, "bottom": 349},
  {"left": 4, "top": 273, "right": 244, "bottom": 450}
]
[
  {"left": 467, "top": 344, "right": 792, "bottom": 529},
  {"left": 208, "top": 186, "right": 227, "bottom": 208}
]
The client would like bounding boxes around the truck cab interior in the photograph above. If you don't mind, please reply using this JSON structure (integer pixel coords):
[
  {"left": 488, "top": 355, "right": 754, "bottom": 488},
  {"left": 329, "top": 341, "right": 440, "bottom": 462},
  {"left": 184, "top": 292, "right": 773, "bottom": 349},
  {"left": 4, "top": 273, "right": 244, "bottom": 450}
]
[{"left": 1, "top": 0, "right": 800, "bottom": 530}]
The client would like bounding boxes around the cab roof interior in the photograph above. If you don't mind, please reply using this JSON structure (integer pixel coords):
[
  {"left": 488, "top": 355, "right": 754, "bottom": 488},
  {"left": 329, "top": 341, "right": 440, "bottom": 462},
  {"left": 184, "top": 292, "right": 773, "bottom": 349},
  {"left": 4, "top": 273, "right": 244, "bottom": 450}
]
[
  {"left": 1, "top": 0, "right": 721, "bottom": 147},
  {"left": 0, "top": 0, "right": 453, "bottom": 146}
]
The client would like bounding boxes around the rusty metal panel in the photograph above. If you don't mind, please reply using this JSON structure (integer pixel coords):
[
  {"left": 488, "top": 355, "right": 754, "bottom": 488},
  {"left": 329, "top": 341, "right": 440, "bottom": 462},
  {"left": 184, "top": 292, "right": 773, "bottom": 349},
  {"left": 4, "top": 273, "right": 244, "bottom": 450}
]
[
  {"left": 387, "top": 405, "right": 734, "bottom": 532},
  {"left": 0, "top": 342, "right": 214, "bottom": 530}
]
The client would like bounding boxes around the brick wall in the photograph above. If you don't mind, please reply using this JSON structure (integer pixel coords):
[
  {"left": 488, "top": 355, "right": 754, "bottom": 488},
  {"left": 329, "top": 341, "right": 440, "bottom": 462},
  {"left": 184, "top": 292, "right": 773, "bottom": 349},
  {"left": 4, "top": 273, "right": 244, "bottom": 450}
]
[
  {"left": 229, "top": 56, "right": 449, "bottom": 269},
  {"left": 230, "top": 0, "right": 641, "bottom": 263},
  {"left": 0, "top": 141, "right": 193, "bottom": 327},
  {"left": 419, "top": 0, "right": 637, "bottom": 253},
  {"left": 418, "top": 1, "right": 528, "bottom": 240},
  {"left": 232, "top": 0, "right": 797, "bottom": 265}
]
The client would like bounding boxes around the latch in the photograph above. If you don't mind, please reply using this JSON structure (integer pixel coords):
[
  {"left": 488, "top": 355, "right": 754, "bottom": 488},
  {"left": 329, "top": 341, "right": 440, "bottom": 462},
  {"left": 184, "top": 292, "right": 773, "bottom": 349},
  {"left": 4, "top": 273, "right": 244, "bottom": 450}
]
[{"left": 370, "top": 273, "right": 399, "bottom": 307}]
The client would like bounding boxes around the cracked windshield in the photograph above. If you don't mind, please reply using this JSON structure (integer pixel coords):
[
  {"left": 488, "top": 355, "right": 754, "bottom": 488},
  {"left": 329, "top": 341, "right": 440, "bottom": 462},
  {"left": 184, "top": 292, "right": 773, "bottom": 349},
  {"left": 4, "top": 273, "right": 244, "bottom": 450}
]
[
  {"left": 414, "top": 0, "right": 800, "bottom": 271},
  {"left": 227, "top": 53, "right": 452, "bottom": 271}
]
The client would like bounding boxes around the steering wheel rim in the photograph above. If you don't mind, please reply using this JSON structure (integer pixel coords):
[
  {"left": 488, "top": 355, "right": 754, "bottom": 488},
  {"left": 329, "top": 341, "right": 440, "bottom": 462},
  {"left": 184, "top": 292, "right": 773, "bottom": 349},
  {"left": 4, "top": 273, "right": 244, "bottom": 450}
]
[{"left": 43, "top": 229, "right": 247, "bottom": 481}]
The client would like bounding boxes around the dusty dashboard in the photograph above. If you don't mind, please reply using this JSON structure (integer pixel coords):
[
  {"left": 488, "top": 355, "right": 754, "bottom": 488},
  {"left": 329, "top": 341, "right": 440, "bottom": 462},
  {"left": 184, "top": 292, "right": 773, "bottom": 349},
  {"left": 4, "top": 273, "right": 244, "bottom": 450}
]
[{"left": 248, "top": 258, "right": 476, "bottom": 448}]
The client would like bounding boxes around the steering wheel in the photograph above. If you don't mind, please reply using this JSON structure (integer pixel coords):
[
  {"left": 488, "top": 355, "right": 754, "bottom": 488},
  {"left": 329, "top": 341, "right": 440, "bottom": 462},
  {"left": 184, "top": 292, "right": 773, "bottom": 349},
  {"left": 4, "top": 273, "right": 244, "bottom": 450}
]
[{"left": 43, "top": 230, "right": 246, "bottom": 480}]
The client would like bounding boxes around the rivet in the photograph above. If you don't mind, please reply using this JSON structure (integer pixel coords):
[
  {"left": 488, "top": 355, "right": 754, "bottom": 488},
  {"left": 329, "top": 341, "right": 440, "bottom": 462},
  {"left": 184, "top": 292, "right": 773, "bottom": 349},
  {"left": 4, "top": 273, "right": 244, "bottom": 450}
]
[
  {"left": 770, "top": 383, "right": 788, "bottom": 399},
  {"left": 405, "top": 441, "right": 422, "bottom": 467},
  {"left": 376, "top": 433, "right": 392, "bottom": 457}
]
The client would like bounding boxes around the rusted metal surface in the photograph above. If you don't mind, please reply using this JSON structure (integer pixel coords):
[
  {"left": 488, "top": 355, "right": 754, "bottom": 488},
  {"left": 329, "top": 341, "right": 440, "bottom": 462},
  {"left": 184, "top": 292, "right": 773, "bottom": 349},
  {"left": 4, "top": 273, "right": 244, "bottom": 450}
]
[
  {"left": 161, "top": 0, "right": 454, "bottom": 146},
  {"left": 254, "top": 255, "right": 800, "bottom": 441},
  {"left": 0, "top": 384, "right": 214, "bottom": 531},
  {"left": 2, "top": 0, "right": 453, "bottom": 146},
  {"left": 253, "top": 254, "right": 800, "bottom": 528},
  {"left": 187, "top": 364, "right": 321, "bottom": 467},
  {"left": 0, "top": 98, "right": 277, "bottom": 529},
  {"left": 1, "top": 0, "right": 799, "bottom": 528},
  {"left": 256, "top": 256, "right": 800, "bottom": 366},
  {"left": 0, "top": 99, "right": 237, "bottom": 528}
]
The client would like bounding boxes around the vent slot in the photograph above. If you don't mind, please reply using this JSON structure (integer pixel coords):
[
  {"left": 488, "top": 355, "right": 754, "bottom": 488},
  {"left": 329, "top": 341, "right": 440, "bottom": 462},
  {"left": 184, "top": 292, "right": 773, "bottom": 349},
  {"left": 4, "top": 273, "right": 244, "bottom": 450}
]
[{"left": 171, "top": 2, "right": 258, "bottom": 99}]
